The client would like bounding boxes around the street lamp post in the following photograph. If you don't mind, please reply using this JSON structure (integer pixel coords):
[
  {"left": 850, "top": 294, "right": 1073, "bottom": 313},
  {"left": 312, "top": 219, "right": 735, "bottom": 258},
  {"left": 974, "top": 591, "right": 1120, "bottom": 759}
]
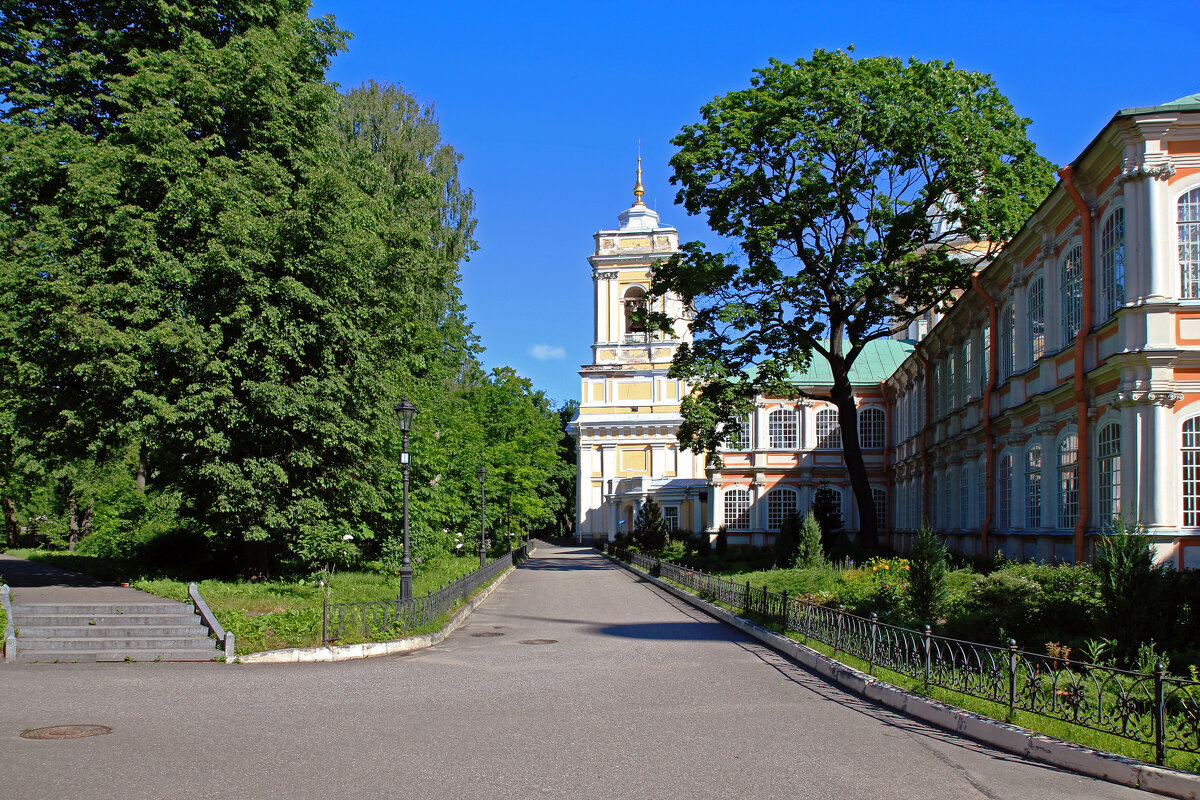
[
  {"left": 394, "top": 399, "right": 417, "bottom": 601},
  {"left": 477, "top": 466, "right": 488, "bottom": 568}
]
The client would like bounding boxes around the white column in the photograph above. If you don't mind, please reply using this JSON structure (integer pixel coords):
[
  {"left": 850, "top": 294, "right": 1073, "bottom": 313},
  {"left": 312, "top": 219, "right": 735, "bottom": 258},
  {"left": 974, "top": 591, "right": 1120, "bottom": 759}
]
[
  {"left": 1150, "top": 397, "right": 1177, "bottom": 530},
  {"left": 712, "top": 484, "right": 724, "bottom": 532},
  {"left": 1036, "top": 423, "right": 1055, "bottom": 529},
  {"left": 608, "top": 277, "right": 619, "bottom": 343},
  {"left": 1120, "top": 399, "right": 1138, "bottom": 521},
  {"left": 1146, "top": 160, "right": 1173, "bottom": 302}
]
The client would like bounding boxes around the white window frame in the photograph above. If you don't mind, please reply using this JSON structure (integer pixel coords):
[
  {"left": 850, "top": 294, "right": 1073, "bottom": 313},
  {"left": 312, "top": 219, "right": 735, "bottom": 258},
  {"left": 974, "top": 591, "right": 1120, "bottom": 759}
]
[
  {"left": 724, "top": 488, "right": 751, "bottom": 530},
  {"left": 663, "top": 506, "right": 680, "bottom": 532},
  {"left": 1179, "top": 187, "right": 1200, "bottom": 300},
  {"left": 767, "top": 408, "right": 798, "bottom": 450},
  {"left": 1183, "top": 416, "right": 1200, "bottom": 527},
  {"left": 1058, "top": 432, "right": 1080, "bottom": 528},
  {"left": 1097, "top": 422, "right": 1121, "bottom": 524},
  {"left": 1028, "top": 276, "right": 1045, "bottom": 363},
  {"left": 767, "top": 487, "right": 798, "bottom": 531},
  {"left": 997, "top": 453, "right": 1012, "bottom": 529},
  {"left": 1061, "top": 245, "right": 1084, "bottom": 345},
  {"left": 858, "top": 407, "right": 885, "bottom": 449},
  {"left": 1026, "top": 444, "right": 1042, "bottom": 529},
  {"left": 1101, "top": 208, "right": 1125, "bottom": 318},
  {"left": 816, "top": 408, "right": 842, "bottom": 450}
]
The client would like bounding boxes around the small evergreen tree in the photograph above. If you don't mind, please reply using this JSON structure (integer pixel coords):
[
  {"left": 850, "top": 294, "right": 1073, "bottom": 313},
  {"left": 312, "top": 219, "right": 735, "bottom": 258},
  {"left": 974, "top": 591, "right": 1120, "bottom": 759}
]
[
  {"left": 695, "top": 530, "right": 711, "bottom": 557},
  {"left": 794, "top": 511, "right": 827, "bottom": 569},
  {"left": 811, "top": 483, "right": 843, "bottom": 555},
  {"left": 1095, "top": 518, "right": 1165, "bottom": 666},
  {"left": 908, "top": 524, "right": 947, "bottom": 624},
  {"left": 774, "top": 511, "right": 800, "bottom": 567},
  {"left": 633, "top": 497, "right": 669, "bottom": 552},
  {"left": 715, "top": 525, "right": 729, "bottom": 556}
]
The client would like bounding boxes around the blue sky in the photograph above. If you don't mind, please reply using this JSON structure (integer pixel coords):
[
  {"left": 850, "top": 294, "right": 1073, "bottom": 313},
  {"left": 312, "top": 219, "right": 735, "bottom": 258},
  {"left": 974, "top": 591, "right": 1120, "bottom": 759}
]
[{"left": 309, "top": 0, "right": 1200, "bottom": 407}]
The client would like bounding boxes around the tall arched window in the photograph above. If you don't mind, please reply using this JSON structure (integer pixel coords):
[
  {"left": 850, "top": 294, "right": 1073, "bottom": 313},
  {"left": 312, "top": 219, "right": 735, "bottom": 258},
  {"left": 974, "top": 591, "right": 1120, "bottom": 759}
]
[
  {"left": 1101, "top": 209, "right": 1125, "bottom": 317},
  {"left": 816, "top": 408, "right": 841, "bottom": 449},
  {"left": 859, "top": 407, "right": 885, "bottom": 449},
  {"left": 1183, "top": 417, "right": 1200, "bottom": 527},
  {"left": 1026, "top": 445, "right": 1042, "bottom": 529},
  {"left": 1061, "top": 246, "right": 1084, "bottom": 344},
  {"left": 930, "top": 473, "right": 938, "bottom": 528},
  {"left": 947, "top": 350, "right": 957, "bottom": 410},
  {"left": 1180, "top": 188, "right": 1200, "bottom": 299},
  {"left": 724, "top": 488, "right": 751, "bottom": 530},
  {"left": 872, "top": 488, "right": 887, "bottom": 532},
  {"left": 958, "top": 466, "right": 970, "bottom": 530},
  {"left": 1097, "top": 423, "right": 1121, "bottom": 524},
  {"left": 944, "top": 469, "right": 955, "bottom": 530},
  {"left": 1058, "top": 434, "right": 1079, "bottom": 528},
  {"left": 962, "top": 338, "right": 972, "bottom": 404},
  {"left": 766, "top": 488, "right": 798, "bottom": 531},
  {"left": 1000, "top": 303, "right": 1016, "bottom": 379},
  {"left": 725, "top": 414, "right": 752, "bottom": 451},
  {"left": 997, "top": 454, "right": 1012, "bottom": 529},
  {"left": 1028, "top": 277, "right": 1045, "bottom": 363},
  {"left": 767, "top": 409, "right": 797, "bottom": 449},
  {"left": 977, "top": 456, "right": 987, "bottom": 527}
]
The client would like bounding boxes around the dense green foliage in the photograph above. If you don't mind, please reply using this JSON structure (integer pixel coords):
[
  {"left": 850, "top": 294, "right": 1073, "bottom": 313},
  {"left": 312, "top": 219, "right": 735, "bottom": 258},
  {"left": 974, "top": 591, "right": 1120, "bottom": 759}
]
[
  {"left": 0, "top": 2, "right": 573, "bottom": 576},
  {"left": 773, "top": 511, "right": 799, "bottom": 567},
  {"left": 794, "top": 511, "right": 825, "bottom": 569},
  {"left": 1095, "top": 521, "right": 1166, "bottom": 665},
  {"left": 649, "top": 48, "right": 1057, "bottom": 548},
  {"left": 633, "top": 497, "right": 669, "bottom": 552},
  {"left": 907, "top": 526, "right": 948, "bottom": 624}
]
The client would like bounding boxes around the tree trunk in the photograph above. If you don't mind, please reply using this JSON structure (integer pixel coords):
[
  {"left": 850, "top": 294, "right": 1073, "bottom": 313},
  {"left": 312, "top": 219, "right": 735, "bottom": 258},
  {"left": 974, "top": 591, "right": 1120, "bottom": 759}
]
[
  {"left": 136, "top": 442, "right": 148, "bottom": 492},
  {"left": 830, "top": 372, "right": 879, "bottom": 553},
  {"left": 68, "top": 499, "right": 79, "bottom": 551},
  {"left": 3, "top": 497, "right": 18, "bottom": 548},
  {"left": 80, "top": 498, "right": 94, "bottom": 539}
]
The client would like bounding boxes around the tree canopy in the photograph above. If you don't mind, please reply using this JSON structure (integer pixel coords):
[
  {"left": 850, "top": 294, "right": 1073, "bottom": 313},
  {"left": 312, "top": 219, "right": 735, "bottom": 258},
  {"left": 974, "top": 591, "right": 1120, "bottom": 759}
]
[
  {"left": 650, "top": 49, "right": 1056, "bottom": 548},
  {"left": 0, "top": 1, "right": 573, "bottom": 574}
]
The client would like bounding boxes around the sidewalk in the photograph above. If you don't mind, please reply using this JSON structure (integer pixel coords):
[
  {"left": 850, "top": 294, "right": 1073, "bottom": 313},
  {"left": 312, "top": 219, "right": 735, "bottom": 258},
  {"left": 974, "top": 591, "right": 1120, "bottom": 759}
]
[{"left": 0, "top": 553, "right": 178, "bottom": 605}]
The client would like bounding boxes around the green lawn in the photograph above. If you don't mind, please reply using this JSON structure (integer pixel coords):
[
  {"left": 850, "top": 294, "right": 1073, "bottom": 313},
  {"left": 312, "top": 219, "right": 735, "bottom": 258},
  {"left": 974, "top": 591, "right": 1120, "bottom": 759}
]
[{"left": 3, "top": 549, "right": 482, "bottom": 655}]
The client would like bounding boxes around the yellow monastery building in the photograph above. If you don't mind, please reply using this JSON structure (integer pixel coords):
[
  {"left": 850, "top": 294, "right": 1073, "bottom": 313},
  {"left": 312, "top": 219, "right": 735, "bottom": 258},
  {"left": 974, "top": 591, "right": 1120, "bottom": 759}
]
[{"left": 572, "top": 94, "right": 1200, "bottom": 567}]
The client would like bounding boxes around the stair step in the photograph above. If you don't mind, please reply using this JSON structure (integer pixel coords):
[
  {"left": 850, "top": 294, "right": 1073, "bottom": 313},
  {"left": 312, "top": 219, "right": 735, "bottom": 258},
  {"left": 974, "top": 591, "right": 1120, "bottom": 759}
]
[
  {"left": 15, "top": 647, "right": 218, "bottom": 663},
  {"left": 17, "top": 637, "right": 215, "bottom": 651},
  {"left": 14, "top": 602, "right": 195, "bottom": 616},
  {"left": 16, "top": 625, "right": 209, "bottom": 638},
  {"left": 13, "top": 613, "right": 203, "bottom": 627}
]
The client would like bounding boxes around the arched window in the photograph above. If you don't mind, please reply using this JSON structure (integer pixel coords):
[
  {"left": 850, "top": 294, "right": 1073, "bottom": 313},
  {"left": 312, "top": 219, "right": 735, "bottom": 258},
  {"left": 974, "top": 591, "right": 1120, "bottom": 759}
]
[
  {"left": 724, "top": 414, "right": 752, "bottom": 451},
  {"left": 1058, "top": 434, "right": 1079, "bottom": 528},
  {"left": 767, "top": 409, "right": 797, "bottom": 449},
  {"left": 1028, "top": 277, "right": 1045, "bottom": 363},
  {"left": 997, "top": 453, "right": 1012, "bottom": 529},
  {"left": 929, "top": 473, "right": 938, "bottom": 528},
  {"left": 1061, "top": 246, "right": 1084, "bottom": 344},
  {"left": 623, "top": 286, "right": 647, "bottom": 335},
  {"left": 724, "top": 488, "right": 751, "bottom": 530},
  {"left": 962, "top": 338, "right": 972, "bottom": 404},
  {"left": 766, "top": 488, "right": 798, "bottom": 531},
  {"left": 859, "top": 407, "right": 885, "bottom": 449},
  {"left": 977, "top": 457, "right": 987, "bottom": 527},
  {"left": 1000, "top": 303, "right": 1016, "bottom": 378},
  {"left": 1180, "top": 188, "right": 1200, "bottom": 299},
  {"left": 816, "top": 408, "right": 841, "bottom": 449},
  {"left": 943, "top": 469, "right": 955, "bottom": 530},
  {"left": 958, "top": 465, "right": 970, "bottom": 530},
  {"left": 947, "top": 350, "right": 956, "bottom": 410},
  {"left": 1097, "top": 423, "right": 1121, "bottom": 524},
  {"left": 1101, "top": 209, "right": 1125, "bottom": 317},
  {"left": 872, "top": 488, "right": 887, "bottom": 532},
  {"left": 1183, "top": 417, "right": 1200, "bottom": 526},
  {"left": 1026, "top": 445, "right": 1042, "bottom": 529}
]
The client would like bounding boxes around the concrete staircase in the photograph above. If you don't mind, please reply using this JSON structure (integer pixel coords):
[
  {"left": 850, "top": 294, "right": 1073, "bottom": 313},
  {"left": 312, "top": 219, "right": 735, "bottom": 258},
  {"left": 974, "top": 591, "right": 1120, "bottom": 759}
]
[{"left": 9, "top": 601, "right": 219, "bottom": 663}]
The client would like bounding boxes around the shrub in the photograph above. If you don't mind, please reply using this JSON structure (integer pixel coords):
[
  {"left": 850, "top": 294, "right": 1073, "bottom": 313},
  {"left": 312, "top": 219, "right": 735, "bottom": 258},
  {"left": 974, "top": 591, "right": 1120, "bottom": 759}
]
[
  {"left": 774, "top": 512, "right": 800, "bottom": 567},
  {"left": 695, "top": 530, "right": 711, "bottom": 557},
  {"left": 811, "top": 483, "right": 842, "bottom": 554},
  {"left": 794, "top": 511, "right": 826, "bottom": 569},
  {"left": 633, "top": 498, "right": 669, "bottom": 552},
  {"left": 907, "top": 525, "right": 947, "bottom": 624},
  {"left": 1095, "top": 518, "right": 1165, "bottom": 666},
  {"left": 715, "top": 526, "right": 728, "bottom": 556}
]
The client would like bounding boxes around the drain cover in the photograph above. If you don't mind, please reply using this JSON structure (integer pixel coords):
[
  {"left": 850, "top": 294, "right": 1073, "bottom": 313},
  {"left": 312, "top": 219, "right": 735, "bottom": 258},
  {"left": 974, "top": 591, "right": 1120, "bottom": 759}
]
[
  {"left": 22, "top": 725, "right": 112, "bottom": 740},
  {"left": 470, "top": 631, "right": 505, "bottom": 637},
  {"left": 519, "top": 639, "right": 558, "bottom": 645}
]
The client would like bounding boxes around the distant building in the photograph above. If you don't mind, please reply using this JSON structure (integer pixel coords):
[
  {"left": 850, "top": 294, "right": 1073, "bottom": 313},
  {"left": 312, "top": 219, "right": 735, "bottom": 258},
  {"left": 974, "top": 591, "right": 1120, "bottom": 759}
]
[{"left": 571, "top": 94, "right": 1200, "bottom": 567}]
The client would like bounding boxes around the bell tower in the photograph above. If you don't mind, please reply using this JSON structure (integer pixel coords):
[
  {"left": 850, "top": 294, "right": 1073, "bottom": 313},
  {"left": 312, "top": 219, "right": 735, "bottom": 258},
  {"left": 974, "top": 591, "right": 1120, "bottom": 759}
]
[{"left": 568, "top": 159, "right": 706, "bottom": 542}]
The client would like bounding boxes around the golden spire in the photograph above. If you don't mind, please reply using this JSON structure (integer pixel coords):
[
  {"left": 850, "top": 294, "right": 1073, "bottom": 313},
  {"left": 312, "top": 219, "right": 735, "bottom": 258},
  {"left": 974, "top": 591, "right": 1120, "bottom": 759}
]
[{"left": 633, "top": 143, "right": 646, "bottom": 206}]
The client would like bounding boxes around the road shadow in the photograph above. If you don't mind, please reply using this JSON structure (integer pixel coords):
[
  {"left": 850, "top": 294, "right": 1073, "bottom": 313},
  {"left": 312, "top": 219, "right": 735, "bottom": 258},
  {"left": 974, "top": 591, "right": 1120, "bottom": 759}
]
[
  {"left": 0, "top": 554, "right": 113, "bottom": 589},
  {"left": 593, "top": 620, "right": 734, "bottom": 640},
  {"left": 518, "top": 554, "right": 605, "bottom": 572}
]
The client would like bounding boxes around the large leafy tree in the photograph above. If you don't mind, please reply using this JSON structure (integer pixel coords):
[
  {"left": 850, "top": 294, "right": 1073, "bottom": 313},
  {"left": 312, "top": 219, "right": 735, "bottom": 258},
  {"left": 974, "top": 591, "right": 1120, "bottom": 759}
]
[{"left": 650, "top": 49, "right": 1056, "bottom": 550}]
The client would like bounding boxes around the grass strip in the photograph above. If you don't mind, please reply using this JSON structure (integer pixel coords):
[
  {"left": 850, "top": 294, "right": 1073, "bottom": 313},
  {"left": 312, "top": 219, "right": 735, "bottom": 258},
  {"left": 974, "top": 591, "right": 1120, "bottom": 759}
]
[{"left": 645, "top": 566, "right": 1200, "bottom": 774}]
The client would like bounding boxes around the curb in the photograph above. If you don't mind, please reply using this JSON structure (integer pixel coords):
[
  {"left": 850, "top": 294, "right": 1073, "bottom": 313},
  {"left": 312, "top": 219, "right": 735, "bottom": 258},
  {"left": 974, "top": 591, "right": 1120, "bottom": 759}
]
[
  {"left": 237, "top": 563, "right": 519, "bottom": 664},
  {"left": 604, "top": 553, "right": 1200, "bottom": 799}
]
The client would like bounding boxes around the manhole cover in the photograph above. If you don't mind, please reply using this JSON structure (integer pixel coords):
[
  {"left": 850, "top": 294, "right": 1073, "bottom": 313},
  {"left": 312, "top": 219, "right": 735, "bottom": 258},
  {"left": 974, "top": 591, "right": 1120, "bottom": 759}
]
[
  {"left": 471, "top": 631, "right": 505, "bottom": 637},
  {"left": 519, "top": 639, "right": 558, "bottom": 645},
  {"left": 22, "top": 725, "right": 112, "bottom": 740}
]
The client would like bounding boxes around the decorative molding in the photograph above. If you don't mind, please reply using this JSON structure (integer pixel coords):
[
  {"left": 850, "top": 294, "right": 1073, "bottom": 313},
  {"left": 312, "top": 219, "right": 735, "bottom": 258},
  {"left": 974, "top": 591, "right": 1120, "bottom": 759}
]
[
  {"left": 1117, "top": 162, "right": 1177, "bottom": 185},
  {"left": 594, "top": 271, "right": 619, "bottom": 281}
]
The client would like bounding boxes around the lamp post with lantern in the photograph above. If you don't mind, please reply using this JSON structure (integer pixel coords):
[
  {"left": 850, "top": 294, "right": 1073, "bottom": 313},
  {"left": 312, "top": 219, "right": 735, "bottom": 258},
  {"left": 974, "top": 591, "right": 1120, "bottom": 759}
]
[
  {"left": 477, "top": 466, "right": 488, "bottom": 568},
  {"left": 394, "top": 399, "right": 417, "bottom": 601}
]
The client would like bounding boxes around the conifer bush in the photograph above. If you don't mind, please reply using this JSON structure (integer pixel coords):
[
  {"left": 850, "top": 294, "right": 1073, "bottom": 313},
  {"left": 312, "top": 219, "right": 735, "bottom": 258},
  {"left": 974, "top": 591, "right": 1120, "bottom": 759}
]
[
  {"left": 908, "top": 525, "right": 947, "bottom": 624},
  {"left": 794, "top": 511, "right": 826, "bottom": 569}
]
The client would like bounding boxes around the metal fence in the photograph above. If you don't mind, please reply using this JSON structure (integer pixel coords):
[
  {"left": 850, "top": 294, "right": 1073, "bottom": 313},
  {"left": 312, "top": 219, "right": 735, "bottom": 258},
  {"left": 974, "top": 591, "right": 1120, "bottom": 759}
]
[
  {"left": 323, "top": 545, "right": 527, "bottom": 645},
  {"left": 607, "top": 544, "right": 1200, "bottom": 766}
]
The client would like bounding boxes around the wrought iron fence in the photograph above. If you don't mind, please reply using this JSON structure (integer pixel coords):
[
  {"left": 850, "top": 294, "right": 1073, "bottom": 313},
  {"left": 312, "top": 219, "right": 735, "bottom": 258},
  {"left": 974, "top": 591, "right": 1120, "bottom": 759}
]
[
  {"left": 606, "top": 544, "right": 1200, "bottom": 765},
  {"left": 323, "top": 545, "right": 527, "bottom": 645}
]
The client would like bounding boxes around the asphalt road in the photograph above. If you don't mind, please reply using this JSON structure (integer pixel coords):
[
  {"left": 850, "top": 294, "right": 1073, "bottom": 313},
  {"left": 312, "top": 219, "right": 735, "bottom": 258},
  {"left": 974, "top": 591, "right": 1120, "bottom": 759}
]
[{"left": 1, "top": 544, "right": 1147, "bottom": 799}]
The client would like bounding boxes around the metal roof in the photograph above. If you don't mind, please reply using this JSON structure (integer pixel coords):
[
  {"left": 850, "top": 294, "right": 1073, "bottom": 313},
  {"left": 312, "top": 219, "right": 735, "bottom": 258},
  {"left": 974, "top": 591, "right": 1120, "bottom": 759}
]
[{"left": 781, "top": 339, "right": 914, "bottom": 386}]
